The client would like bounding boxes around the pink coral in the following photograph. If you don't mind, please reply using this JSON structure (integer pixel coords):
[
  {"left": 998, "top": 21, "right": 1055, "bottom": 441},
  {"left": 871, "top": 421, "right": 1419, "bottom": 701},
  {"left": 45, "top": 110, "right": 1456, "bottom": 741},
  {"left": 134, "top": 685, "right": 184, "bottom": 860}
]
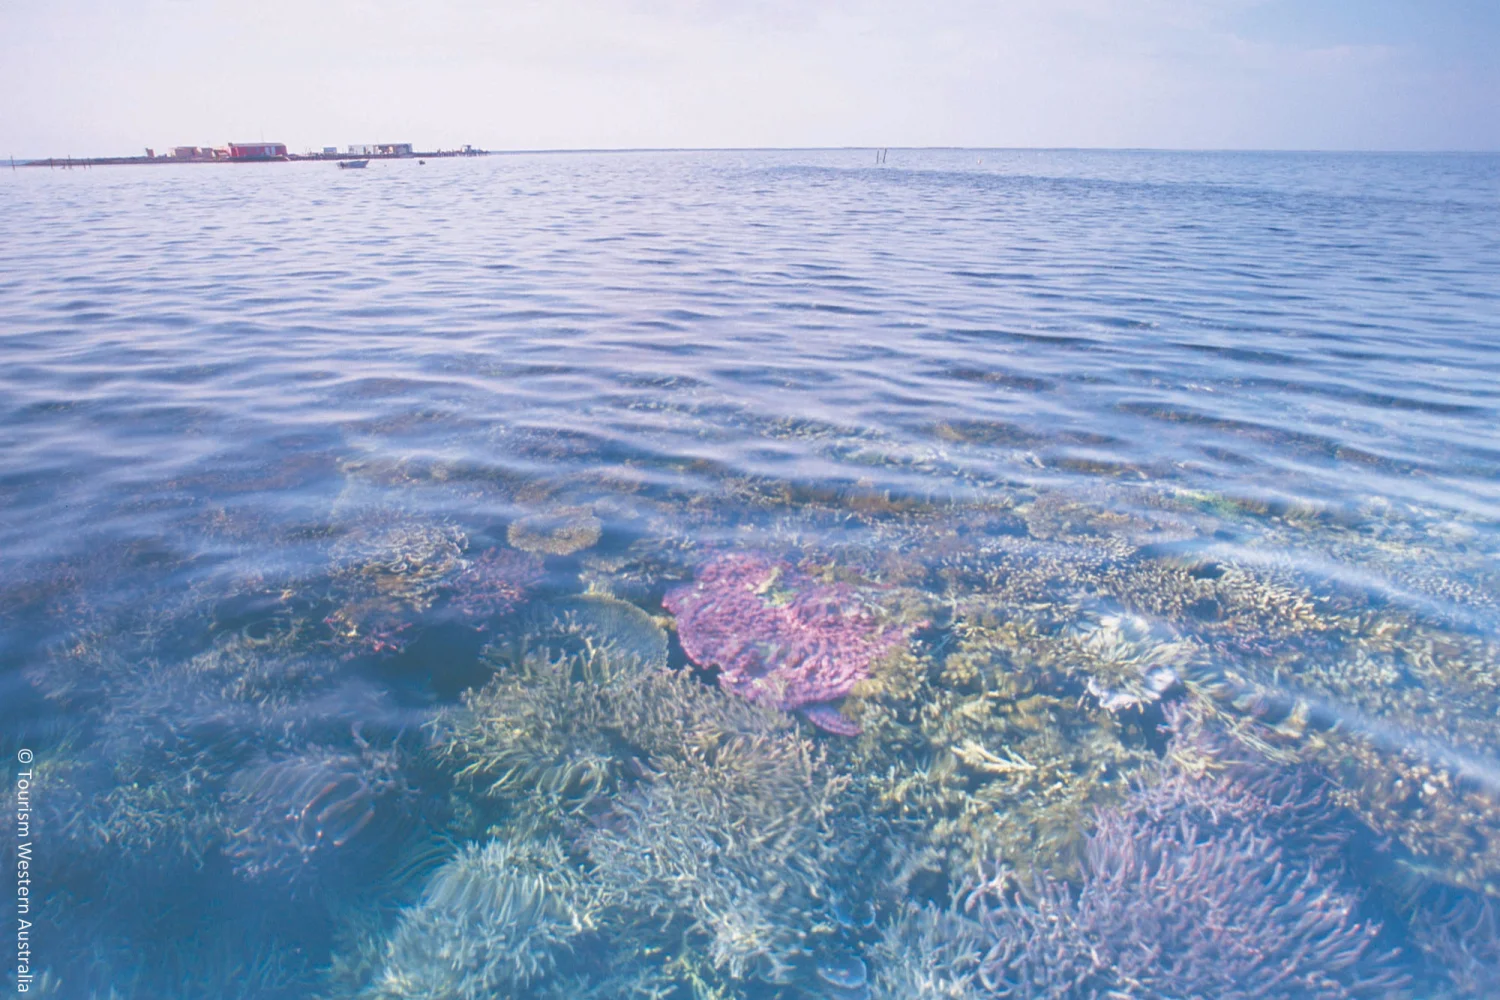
[{"left": 663, "top": 551, "right": 917, "bottom": 735}]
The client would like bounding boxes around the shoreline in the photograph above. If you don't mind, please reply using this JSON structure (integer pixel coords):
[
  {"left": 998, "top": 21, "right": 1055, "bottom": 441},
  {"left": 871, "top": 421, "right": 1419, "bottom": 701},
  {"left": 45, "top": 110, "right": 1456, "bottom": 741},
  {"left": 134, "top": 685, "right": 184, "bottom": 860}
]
[{"left": 14, "top": 149, "right": 491, "bottom": 168}]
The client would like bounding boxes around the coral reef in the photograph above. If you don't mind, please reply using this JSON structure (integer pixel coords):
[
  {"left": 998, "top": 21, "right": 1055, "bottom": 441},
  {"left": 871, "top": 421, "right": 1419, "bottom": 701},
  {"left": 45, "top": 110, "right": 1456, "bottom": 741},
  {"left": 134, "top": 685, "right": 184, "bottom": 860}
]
[
  {"left": 869, "top": 903, "right": 986, "bottom": 1000},
  {"left": 437, "top": 628, "right": 877, "bottom": 987},
  {"left": 366, "top": 837, "right": 599, "bottom": 999},
  {"left": 446, "top": 546, "right": 545, "bottom": 626},
  {"left": 20, "top": 468, "right": 1500, "bottom": 1000},
  {"left": 580, "top": 720, "right": 865, "bottom": 983},
  {"left": 665, "top": 551, "right": 921, "bottom": 734},
  {"left": 1172, "top": 610, "right": 1500, "bottom": 894},
  {"left": 1407, "top": 891, "right": 1500, "bottom": 999},
  {"left": 434, "top": 650, "right": 631, "bottom": 820},
  {"left": 847, "top": 599, "right": 1159, "bottom": 881},
  {"left": 1064, "top": 608, "right": 1192, "bottom": 713},
  {"left": 507, "top": 506, "right": 603, "bottom": 556},
  {"left": 183, "top": 614, "right": 338, "bottom": 709},
  {"left": 330, "top": 521, "right": 467, "bottom": 611},
  {"left": 529, "top": 593, "right": 670, "bottom": 670},
  {"left": 326, "top": 520, "right": 467, "bottom": 654},
  {"left": 963, "top": 728, "right": 1409, "bottom": 1000},
  {"left": 222, "top": 734, "right": 409, "bottom": 883}
]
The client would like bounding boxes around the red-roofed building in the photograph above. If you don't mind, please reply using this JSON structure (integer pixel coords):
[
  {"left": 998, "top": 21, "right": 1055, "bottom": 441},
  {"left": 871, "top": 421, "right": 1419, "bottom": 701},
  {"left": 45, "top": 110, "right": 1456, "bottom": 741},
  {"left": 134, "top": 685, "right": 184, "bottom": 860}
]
[{"left": 228, "top": 142, "right": 287, "bottom": 161}]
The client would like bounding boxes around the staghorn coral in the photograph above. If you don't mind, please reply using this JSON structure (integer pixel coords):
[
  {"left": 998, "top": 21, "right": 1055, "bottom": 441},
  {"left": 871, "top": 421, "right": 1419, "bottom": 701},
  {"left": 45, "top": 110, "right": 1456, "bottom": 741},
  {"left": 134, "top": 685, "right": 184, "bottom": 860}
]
[
  {"left": 438, "top": 618, "right": 877, "bottom": 985},
  {"left": 577, "top": 533, "right": 699, "bottom": 606},
  {"left": 665, "top": 551, "right": 921, "bottom": 734},
  {"left": 529, "top": 593, "right": 670, "bottom": 670},
  {"left": 848, "top": 600, "right": 1158, "bottom": 883},
  {"left": 366, "top": 837, "right": 599, "bottom": 999},
  {"left": 869, "top": 903, "right": 986, "bottom": 1000},
  {"left": 183, "top": 614, "right": 338, "bottom": 708},
  {"left": 980, "top": 498, "right": 1500, "bottom": 898},
  {"left": 222, "top": 734, "right": 408, "bottom": 883},
  {"left": 1181, "top": 621, "right": 1500, "bottom": 894},
  {"left": 581, "top": 721, "right": 865, "bottom": 984},
  {"left": 1407, "top": 892, "right": 1500, "bottom": 999},
  {"left": 326, "top": 520, "right": 467, "bottom": 654},
  {"left": 330, "top": 521, "right": 467, "bottom": 611},
  {"left": 435, "top": 649, "right": 630, "bottom": 821},
  {"left": 963, "top": 733, "right": 1409, "bottom": 1000},
  {"left": 1064, "top": 607, "right": 1193, "bottom": 712},
  {"left": 435, "top": 625, "right": 778, "bottom": 831}
]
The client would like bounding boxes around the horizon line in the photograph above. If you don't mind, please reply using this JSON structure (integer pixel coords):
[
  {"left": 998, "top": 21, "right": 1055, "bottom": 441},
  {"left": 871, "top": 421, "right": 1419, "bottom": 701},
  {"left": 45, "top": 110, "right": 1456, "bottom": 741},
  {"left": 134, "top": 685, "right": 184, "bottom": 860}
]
[{"left": 9, "top": 144, "right": 1500, "bottom": 163}]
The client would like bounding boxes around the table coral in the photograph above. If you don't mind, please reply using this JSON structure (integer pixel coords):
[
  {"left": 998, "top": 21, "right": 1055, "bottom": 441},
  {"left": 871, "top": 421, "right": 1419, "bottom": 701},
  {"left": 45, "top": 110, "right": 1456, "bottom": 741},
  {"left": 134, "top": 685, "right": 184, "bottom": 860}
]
[{"left": 664, "top": 551, "right": 920, "bottom": 734}]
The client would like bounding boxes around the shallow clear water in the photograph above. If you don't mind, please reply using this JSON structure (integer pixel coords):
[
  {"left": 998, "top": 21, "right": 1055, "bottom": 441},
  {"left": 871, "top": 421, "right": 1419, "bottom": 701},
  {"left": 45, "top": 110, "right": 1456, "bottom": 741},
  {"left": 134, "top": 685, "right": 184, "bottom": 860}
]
[{"left": 2, "top": 150, "right": 1499, "bottom": 998}]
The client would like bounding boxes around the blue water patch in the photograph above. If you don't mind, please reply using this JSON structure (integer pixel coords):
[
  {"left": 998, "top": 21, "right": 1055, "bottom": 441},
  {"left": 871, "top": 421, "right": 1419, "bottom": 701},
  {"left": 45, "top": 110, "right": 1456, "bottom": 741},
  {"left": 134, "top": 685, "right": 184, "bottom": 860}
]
[{"left": 1, "top": 149, "right": 1498, "bottom": 998}]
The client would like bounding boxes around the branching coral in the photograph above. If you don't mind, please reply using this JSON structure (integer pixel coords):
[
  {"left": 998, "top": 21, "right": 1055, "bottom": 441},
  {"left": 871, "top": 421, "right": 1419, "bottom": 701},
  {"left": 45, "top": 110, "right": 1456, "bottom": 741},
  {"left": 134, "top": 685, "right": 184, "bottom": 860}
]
[
  {"left": 330, "top": 521, "right": 467, "bottom": 611},
  {"left": 529, "top": 593, "right": 670, "bottom": 670},
  {"left": 434, "top": 649, "right": 629, "bottom": 820},
  {"left": 367, "top": 838, "right": 599, "bottom": 999},
  {"left": 326, "top": 520, "right": 467, "bottom": 654},
  {"left": 849, "top": 601, "right": 1158, "bottom": 883},
  {"left": 435, "top": 620, "right": 781, "bottom": 831},
  {"left": 222, "top": 735, "right": 408, "bottom": 883},
  {"left": 446, "top": 547, "right": 544, "bottom": 626},
  {"left": 1063, "top": 608, "right": 1194, "bottom": 712},
  {"left": 1407, "top": 892, "right": 1500, "bottom": 999},
  {"left": 183, "top": 614, "right": 337, "bottom": 708},
  {"left": 1181, "top": 624, "right": 1500, "bottom": 894},
  {"left": 581, "top": 724, "right": 861, "bottom": 983},
  {"left": 869, "top": 903, "right": 986, "bottom": 1000},
  {"left": 962, "top": 724, "right": 1410, "bottom": 1000},
  {"left": 437, "top": 615, "right": 874, "bottom": 984}
]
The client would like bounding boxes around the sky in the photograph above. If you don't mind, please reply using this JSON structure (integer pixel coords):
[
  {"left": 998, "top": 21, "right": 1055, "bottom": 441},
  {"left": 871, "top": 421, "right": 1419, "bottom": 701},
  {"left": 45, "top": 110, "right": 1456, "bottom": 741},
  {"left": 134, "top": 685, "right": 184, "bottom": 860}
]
[{"left": 2, "top": 0, "right": 1496, "bottom": 156}]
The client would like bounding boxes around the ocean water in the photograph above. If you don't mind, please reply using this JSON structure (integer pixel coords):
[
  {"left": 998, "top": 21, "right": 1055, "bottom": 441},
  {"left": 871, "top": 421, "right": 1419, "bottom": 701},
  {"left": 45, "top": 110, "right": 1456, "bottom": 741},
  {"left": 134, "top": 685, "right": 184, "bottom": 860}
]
[{"left": 2, "top": 149, "right": 1499, "bottom": 998}]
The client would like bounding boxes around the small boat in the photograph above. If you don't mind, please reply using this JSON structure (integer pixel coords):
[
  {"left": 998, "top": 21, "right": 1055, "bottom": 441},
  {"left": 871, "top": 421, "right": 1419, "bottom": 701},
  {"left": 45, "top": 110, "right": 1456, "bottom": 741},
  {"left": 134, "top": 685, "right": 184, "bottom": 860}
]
[{"left": 338, "top": 159, "right": 369, "bottom": 169}]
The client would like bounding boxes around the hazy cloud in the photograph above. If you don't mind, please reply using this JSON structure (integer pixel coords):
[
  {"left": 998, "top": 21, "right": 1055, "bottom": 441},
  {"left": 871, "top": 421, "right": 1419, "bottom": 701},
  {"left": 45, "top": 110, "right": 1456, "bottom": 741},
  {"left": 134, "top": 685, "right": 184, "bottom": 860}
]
[{"left": 1, "top": 0, "right": 1494, "bottom": 154}]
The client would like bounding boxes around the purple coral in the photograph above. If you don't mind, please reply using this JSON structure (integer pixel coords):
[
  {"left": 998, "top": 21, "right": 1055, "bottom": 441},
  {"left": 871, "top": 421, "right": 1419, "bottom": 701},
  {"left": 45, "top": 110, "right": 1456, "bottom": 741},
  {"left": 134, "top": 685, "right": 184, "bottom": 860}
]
[
  {"left": 448, "top": 547, "right": 545, "bottom": 625},
  {"left": 964, "top": 747, "right": 1409, "bottom": 1000},
  {"left": 663, "top": 551, "right": 917, "bottom": 735}
]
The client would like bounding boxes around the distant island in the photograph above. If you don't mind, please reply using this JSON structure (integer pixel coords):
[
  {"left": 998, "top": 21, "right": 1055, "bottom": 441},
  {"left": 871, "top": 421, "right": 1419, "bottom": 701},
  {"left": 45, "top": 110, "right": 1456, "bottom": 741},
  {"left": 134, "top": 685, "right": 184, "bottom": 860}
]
[{"left": 16, "top": 142, "right": 489, "bottom": 167}]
